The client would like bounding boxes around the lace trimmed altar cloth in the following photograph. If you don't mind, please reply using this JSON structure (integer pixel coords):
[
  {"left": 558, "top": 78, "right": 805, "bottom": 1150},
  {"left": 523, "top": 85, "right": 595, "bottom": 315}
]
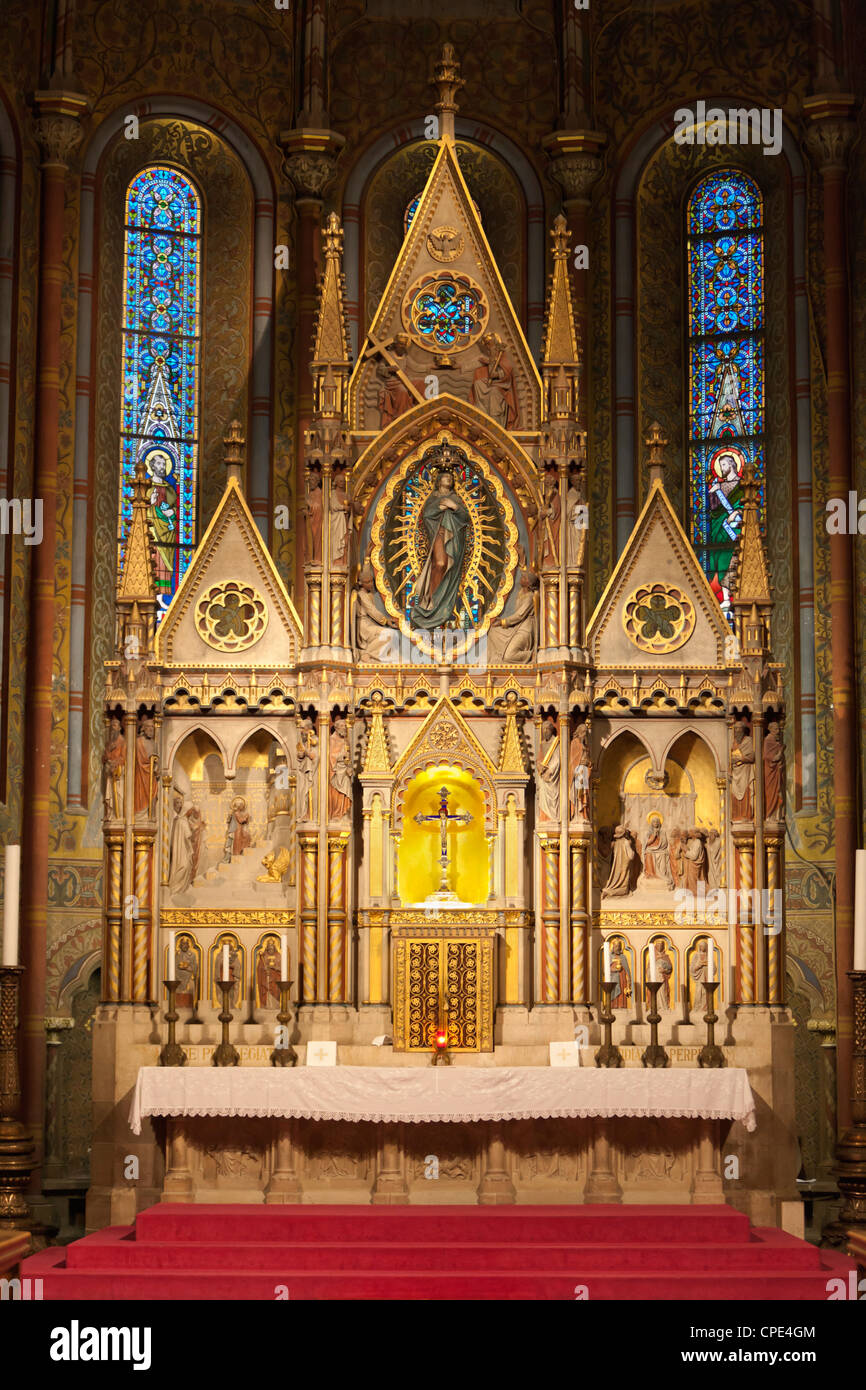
[{"left": 129, "top": 1065, "right": 756, "bottom": 1136}]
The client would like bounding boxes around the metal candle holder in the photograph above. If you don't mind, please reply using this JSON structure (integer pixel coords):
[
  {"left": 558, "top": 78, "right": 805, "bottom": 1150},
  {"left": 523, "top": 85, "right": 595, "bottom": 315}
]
[
  {"left": 159, "top": 979, "right": 187, "bottom": 1067},
  {"left": 212, "top": 979, "right": 240, "bottom": 1067},
  {"left": 270, "top": 980, "right": 297, "bottom": 1067},
  {"left": 697, "top": 980, "right": 725, "bottom": 1068},
  {"left": 824, "top": 970, "right": 866, "bottom": 1243},
  {"left": 641, "top": 980, "right": 670, "bottom": 1068},
  {"left": 594, "top": 981, "right": 623, "bottom": 1068},
  {"left": 0, "top": 965, "right": 36, "bottom": 1226}
]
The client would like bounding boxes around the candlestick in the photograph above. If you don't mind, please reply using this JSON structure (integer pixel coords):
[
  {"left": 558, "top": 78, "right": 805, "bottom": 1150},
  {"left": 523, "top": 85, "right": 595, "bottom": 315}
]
[
  {"left": 603, "top": 938, "right": 611, "bottom": 984},
  {"left": 212, "top": 979, "right": 240, "bottom": 1067},
  {"left": 159, "top": 980, "right": 187, "bottom": 1067},
  {"left": 281, "top": 933, "right": 289, "bottom": 980},
  {"left": 641, "top": 980, "right": 670, "bottom": 1068},
  {"left": 169, "top": 930, "right": 176, "bottom": 980},
  {"left": 270, "top": 980, "right": 297, "bottom": 1067},
  {"left": 2, "top": 846, "right": 20, "bottom": 967},
  {"left": 222, "top": 943, "right": 229, "bottom": 982},
  {"left": 854, "top": 851, "right": 866, "bottom": 971},
  {"left": 594, "top": 982, "right": 623, "bottom": 1068},
  {"left": 707, "top": 935, "right": 715, "bottom": 983},
  {"left": 648, "top": 941, "right": 658, "bottom": 984},
  {"left": 697, "top": 981, "right": 725, "bottom": 1068}
]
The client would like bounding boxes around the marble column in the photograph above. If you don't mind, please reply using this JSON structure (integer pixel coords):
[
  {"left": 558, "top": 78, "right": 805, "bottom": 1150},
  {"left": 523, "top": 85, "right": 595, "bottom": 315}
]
[
  {"left": 20, "top": 92, "right": 86, "bottom": 1160},
  {"left": 804, "top": 96, "right": 858, "bottom": 1129}
]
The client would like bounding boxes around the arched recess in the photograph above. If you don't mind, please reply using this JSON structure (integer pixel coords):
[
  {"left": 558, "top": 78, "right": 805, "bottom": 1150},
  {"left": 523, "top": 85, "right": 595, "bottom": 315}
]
[
  {"left": 341, "top": 117, "right": 546, "bottom": 359},
  {"left": 610, "top": 105, "right": 814, "bottom": 808},
  {"left": 397, "top": 765, "right": 488, "bottom": 905},
  {"left": 68, "top": 99, "right": 276, "bottom": 813}
]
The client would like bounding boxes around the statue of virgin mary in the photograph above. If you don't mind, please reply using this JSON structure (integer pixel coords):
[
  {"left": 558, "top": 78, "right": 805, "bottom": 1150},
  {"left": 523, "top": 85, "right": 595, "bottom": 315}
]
[{"left": 411, "top": 471, "right": 471, "bottom": 630}]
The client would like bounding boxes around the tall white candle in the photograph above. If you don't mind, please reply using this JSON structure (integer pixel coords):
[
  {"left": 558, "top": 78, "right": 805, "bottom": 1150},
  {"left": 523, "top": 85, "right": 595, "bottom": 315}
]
[
  {"left": 854, "top": 850, "right": 866, "bottom": 971},
  {"left": 603, "top": 939, "right": 611, "bottom": 984},
  {"left": 281, "top": 933, "right": 288, "bottom": 980},
  {"left": 169, "top": 931, "right": 176, "bottom": 979},
  {"left": 2, "top": 845, "right": 20, "bottom": 967},
  {"left": 707, "top": 937, "right": 715, "bottom": 983},
  {"left": 222, "top": 943, "right": 229, "bottom": 982},
  {"left": 649, "top": 942, "right": 658, "bottom": 984}
]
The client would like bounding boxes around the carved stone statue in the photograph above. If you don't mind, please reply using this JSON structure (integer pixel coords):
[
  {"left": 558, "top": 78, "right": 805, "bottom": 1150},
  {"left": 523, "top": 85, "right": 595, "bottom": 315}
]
[
  {"left": 730, "top": 719, "right": 755, "bottom": 820},
  {"left": 682, "top": 828, "right": 708, "bottom": 894},
  {"left": 304, "top": 467, "right": 323, "bottom": 566},
  {"left": 642, "top": 813, "right": 674, "bottom": 888},
  {"left": 706, "top": 827, "right": 723, "bottom": 889},
  {"left": 567, "top": 720, "right": 591, "bottom": 820},
  {"left": 168, "top": 791, "right": 204, "bottom": 895},
  {"left": 355, "top": 567, "right": 397, "bottom": 660},
  {"left": 537, "top": 472, "right": 561, "bottom": 568},
  {"left": 690, "top": 938, "right": 712, "bottom": 1013},
  {"left": 471, "top": 331, "right": 518, "bottom": 429},
  {"left": 222, "top": 796, "right": 251, "bottom": 863},
  {"left": 537, "top": 715, "right": 560, "bottom": 822},
  {"left": 602, "top": 824, "right": 636, "bottom": 898},
  {"left": 133, "top": 715, "right": 158, "bottom": 820},
  {"left": 329, "top": 468, "right": 350, "bottom": 570},
  {"left": 296, "top": 717, "right": 319, "bottom": 822},
  {"left": 485, "top": 571, "right": 537, "bottom": 663},
  {"left": 328, "top": 717, "right": 353, "bottom": 822},
  {"left": 175, "top": 934, "right": 199, "bottom": 1009},
  {"left": 763, "top": 720, "right": 785, "bottom": 821},
  {"left": 566, "top": 480, "right": 586, "bottom": 569},
  {"left": 376, "top": 334, "right": 420, "bottom": 427},
  {"left": 102, "top": 716, "right": 125, "bottom": 819},
  {"left": 256, "top": 936, "right": 282, "bottom": 1006}
]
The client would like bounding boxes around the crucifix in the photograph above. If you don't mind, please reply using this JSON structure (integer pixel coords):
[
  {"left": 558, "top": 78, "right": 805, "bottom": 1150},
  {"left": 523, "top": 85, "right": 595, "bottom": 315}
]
[{"left": 414, "top": 786, "right": 473, "bottom": 895}]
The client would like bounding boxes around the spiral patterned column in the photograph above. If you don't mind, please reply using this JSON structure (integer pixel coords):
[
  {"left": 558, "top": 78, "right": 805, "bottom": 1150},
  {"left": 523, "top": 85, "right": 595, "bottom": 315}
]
[
  {"left": 103, "top": 834, "right": 123, "bottom": 1002},
  {"left": 540, "top": 837, "right": 560, "bottom": 1002},
  {"left": 570, "top": 836, "right": 589, "bottom": 1003},
  {"left": 132, "top": 837, "right": 153, "bottom": 1003},
  {"left": 330, "top": 577, "right": 345, "bottom": 647},
  {"left": 567, "top": 581, "right": 579, "bottom": 647},
  {"left": 736, "top": 836, "right": 755, "bottom": 1003},
  {"left": 327, "top": 834, "right": 349, "bottom": 1002},
  {"left": 543, "top": 580, "right": 558, "bottom": 648},
  {"left": 299, "top": 833, "right": 319, "bottom": 1003},
  {"left": 306, "top": 573, "right": 322, "bottom": 646},
  {"left": 765, "top": 835, "right": 782, "bottom": 1005}
]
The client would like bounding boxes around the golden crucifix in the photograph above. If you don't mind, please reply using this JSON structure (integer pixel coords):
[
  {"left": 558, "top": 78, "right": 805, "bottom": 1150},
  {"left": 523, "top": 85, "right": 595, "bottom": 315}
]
[{"left": 414, "top": 785, "right": 473, "bottom": 894}]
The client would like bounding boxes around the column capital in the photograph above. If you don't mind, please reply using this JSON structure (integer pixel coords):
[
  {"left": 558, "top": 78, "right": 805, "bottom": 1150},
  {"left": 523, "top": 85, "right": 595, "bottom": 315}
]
[
  {"left": 32, "top": 90, "right": 89, "bottom": 169},
  {"left": 542, "top": 128, "right": 606, "bottom": 205},
  {"left": 280, "top": 127, "right": 345, "bottom": 201},
  {"left": 803, "top": 94, "right": 858, "bottom": 173}
]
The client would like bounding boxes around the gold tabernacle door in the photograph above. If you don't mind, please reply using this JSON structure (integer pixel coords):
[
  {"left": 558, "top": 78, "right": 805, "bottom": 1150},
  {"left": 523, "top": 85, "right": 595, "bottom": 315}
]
[{"left": 391, "top": 914, "right": 497, "bottom": 1053}]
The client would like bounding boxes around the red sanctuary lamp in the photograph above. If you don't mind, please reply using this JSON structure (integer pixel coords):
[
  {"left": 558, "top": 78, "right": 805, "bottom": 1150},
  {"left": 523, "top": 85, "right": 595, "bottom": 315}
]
[{"left": 431, "top": 1010, "right": 451, "bottom": 1066}]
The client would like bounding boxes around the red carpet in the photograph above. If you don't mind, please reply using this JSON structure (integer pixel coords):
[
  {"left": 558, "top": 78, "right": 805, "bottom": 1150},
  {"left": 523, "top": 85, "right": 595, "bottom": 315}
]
[{"left": 23, "top": 1204, "right": 855, "bottom": 1300}]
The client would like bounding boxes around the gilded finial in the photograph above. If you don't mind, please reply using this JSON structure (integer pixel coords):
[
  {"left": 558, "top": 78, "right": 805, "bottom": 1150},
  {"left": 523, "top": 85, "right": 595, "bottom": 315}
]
[
  {"left": 433, "top": 43, "right": 463, "bottom": 142},
  {"left": 224, "top": 419, "right": 245, "bottom": 487},
  {"left": 645, "top": 421, "right": 669, "bottom": 488},
  {"left": 323, "top": 211, "right": 344, "bottom": 259},
  {"left": 551, "top": 213, "right": 570, "bottom": 260}
]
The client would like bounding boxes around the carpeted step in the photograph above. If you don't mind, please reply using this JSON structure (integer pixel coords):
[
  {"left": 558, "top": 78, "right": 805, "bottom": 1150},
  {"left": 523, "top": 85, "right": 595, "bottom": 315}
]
[
  {"left": 61, "top": 1226, "right": 822, "bottom": 1274},
  {"left": 22, "top": 1245, "right": 855, "bottom": 1301},
  {"left": 132, "top": 1202, "right": 751, "bottom": 1246}
]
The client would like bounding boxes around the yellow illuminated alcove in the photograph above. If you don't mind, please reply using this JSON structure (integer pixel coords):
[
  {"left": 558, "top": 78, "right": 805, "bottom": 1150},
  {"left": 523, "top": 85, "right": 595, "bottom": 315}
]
[{"left": 398, "top": 765, "right": 487, "bottom": 904}]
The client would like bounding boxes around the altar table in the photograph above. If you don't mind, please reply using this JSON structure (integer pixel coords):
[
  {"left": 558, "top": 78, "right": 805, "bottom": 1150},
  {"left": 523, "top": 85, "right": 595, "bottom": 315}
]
[{"left": 130, "top": 1064, "right": 756, "bottom": 1134}]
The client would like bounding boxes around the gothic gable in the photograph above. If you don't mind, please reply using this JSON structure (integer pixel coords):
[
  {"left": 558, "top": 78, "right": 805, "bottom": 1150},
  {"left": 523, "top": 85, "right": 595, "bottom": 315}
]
[
  {"left": 348, "top": 139, "right": 542, "bottom": 435},
  {"left": 155, "top": 480, "right": 303, "bottom": 668},
  {"left": 586, "top": 480, "right": 730, "bottom": 669}
]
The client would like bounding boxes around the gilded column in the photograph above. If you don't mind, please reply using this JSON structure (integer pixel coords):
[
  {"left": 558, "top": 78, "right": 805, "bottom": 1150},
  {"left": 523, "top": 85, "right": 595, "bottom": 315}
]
[
  {"left": 735, "top": 833, "right": 755, "bottom": 1004},
  {"left": 103, "top": 834, "right": 123, "bottom": 1003},
  {"left": 804, "top": 96, "right": 858, "bottom": 1128},
  {"left": 539, "top": 837, "right": 560, "bottom": 1004},
  {"left": 765, "top": 834, "right": 783, "bottom": 1007},
  {"left": 19, "top": 89, "right": 86, "bottom": 1154},
  {"left": 327, "top": 833, "right": 349, "bottom": 1002},
  {"left": 132, "top": 836, "right": 153, "bottom": 1004},
  {"left": 570, "top": 834, "right": 590, "bottom": 1004},
  {"left": 299, "top": 832, "right": 319, "bottom": 1004}
]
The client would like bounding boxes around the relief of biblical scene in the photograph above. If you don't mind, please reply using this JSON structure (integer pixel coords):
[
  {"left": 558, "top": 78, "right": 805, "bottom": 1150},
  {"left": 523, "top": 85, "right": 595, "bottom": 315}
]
[
  {"left": 642, "top": 935, "right": 678, "bottom": 1012},
  {"left": 595, "top": 730, "right": 722, "bottom": 912},
  {"left": 687, "top": 935, "right": 722, "bottom": 1011},
  {"left": 599, "top": 935, "right": 635, "bottom": 1010},
  {"left": 166, "top": 729, "right": 295, "bottom": 907},
  {"left": 210, "top": 932, "right": 244, "bottom": 1009}
]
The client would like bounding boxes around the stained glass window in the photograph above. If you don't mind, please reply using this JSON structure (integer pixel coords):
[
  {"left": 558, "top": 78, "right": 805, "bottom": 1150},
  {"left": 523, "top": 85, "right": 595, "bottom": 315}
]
[
  {"left": 687, "top": 171, "right": 764, "bottom": 611},
  {"left": 405, "top": 273, "right": 487, "bottom": 354},
  {"left": 404, "top": 192, "right": 422, "bottom": 234},
  {"left": 119, "top": 166, "right": 201, "bottom": 613}
]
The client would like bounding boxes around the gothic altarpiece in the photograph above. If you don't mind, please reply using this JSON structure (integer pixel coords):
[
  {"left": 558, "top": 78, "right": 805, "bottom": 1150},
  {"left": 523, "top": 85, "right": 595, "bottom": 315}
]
[{"left": 89, "top": 68, "right": 798, "bottom": 1224}]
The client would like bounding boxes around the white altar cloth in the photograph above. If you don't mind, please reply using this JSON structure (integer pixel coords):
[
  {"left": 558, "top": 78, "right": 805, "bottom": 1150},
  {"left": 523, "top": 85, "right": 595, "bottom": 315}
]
[{"left": 129, "top": 1065, "right": 756, "bottom": 1135}]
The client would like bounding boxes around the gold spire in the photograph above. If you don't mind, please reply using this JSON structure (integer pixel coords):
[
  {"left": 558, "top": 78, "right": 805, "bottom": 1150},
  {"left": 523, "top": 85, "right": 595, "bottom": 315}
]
[
  {"left": 731, "top": 463, "right": 772, "bottom": 606},
  {"left": 118, "top": 461, "right": 156, "bottom": 605},
  {"left": 541, "top": 215, "right": 581, "bottom": 371},
  {"left": 645, "top": 421, "right": 669, "bottom": 489},
  {"left": 433, "top": 43, "right": 463, "bottom": 142},
  {"left": 223, "top": 418, "right": 245, "bottom": 487},
  {"left": 498, "top": 694, "right": 526, "bottom": 774},
  {"left": 311, "top": 212, "right": 352, "bottom": 417},
  {"left": 362, "top": 691, "right": 391, "bottom": 774}
]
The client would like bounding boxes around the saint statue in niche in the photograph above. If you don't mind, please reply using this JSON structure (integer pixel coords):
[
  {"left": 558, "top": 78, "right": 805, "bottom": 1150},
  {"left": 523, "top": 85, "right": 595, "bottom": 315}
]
[
  {"left": 102, "top": 716, "right": 125, "bottom": 819},
  {"left": 568, "top": 721, "right": 591, "bottom": 821},
  {"left": 296, "top": 717, "right": 319, "bottom": 822},
  {"left": 256, "top": 935, "right": 282, "bottom": 1006},
  {"left": 328, "top": 717, "right": 353, "bottom": 822},
  {"left": 329, "top": 468, "right": 350, "bottom": 570},
  {"left": 412, "top": 471, "right": 471, "bottom": 630},
  {"left": 134, "top": 714, "right": 158, "bottom": 820},
  {"left": 537, "top": 715, "right": 561, "bottom": 822},
  {"left": 690, "top": 938, "right": 714, "bottom": 1013},
  {"left": 647, "top": 938, "right": 674, "bottom": 1011},
  {"left": 304, "top": 466, "right": 323, "bottom": 566},
  {"left": 730, "top": 719, "right": 755, "bottom": 819},
  {"left": 763, "top": 720, "right": 784, "bottom": 821},
  {"left": 175, "top": 935, "right": 200, "bottom": 1009},
  {"left": 607, "top": 938, "right": 632, "bottom": 1009}
]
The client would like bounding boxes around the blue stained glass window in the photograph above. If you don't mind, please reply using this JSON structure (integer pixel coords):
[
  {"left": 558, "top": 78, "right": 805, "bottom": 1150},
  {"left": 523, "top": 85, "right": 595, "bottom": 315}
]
[
  {"left": 119, "top": 166, "right": 201, "bottom": 613},
  {"left": 687, "top": 171, "right": 764, "bottom": 611}
]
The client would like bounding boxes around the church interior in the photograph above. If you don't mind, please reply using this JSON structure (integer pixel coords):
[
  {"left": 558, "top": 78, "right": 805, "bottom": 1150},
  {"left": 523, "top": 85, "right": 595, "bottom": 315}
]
[{"left": 1, "top": 0, "right": 866, "bottom": 1312}]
